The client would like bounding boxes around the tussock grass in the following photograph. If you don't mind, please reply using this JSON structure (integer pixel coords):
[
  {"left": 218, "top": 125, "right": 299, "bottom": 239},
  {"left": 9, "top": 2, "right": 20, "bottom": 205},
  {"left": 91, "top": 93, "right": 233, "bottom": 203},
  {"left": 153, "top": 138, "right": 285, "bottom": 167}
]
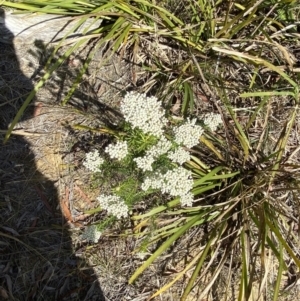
[{"left": 1, "top": 0, "right": 300, "bottom": 300}]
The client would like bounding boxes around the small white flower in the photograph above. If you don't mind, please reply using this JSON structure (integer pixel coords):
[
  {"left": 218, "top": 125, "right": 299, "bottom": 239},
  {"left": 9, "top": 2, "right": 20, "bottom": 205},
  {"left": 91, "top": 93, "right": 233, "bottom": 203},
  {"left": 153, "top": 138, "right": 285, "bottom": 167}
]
[
  {"left": 146, "top": 137, "right": 172, "bottom": 158},
  {"left": 167, "top": 147, "right": 191, "bottom": 165},
  {"left": 203, "top": 113, "right": 222, "bottom": 131},
  {"left": 134, "top": 137, "right": 172, "bottom": 172},
  {"left": 81, "top": 225, "right": 102, "bottom": 243},
  {"left": 141, "top": 167, "right": 193, "bottom": 202},
  {"left": 161, "top": 167, "right": 193, "bottom": 197},
  {"left": 83, "top": 150, "right": 104, "bottom": 173},
  {"left": 174, "top": 118, "right": 204, "bottom": 148},
  {"left": 134, "top": 155, "right": 155, "bottom": 172},
  {"left": 141, "top": 177, "right": 152, "bottom": 191},
  {"left": 97, "top": 194, "right": 129, "bottom": 219},
  {"left": 179, "top": 192, "right": 194, "bottom": 207},
  {"left": 121, "top": 92, "right": 167, "bottom": 137},
  {"left": 141, "top": 173, "right": 163, "bottom": 191},
  {"left": 105, "top": 141, "right": 128, "bottom": 161}
]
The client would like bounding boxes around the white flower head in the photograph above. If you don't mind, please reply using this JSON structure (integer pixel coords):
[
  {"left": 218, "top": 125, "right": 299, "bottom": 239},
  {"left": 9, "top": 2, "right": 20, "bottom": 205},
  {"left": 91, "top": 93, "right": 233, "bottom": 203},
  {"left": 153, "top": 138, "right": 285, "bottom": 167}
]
[
  {"left": 134, "top": 155, "right": 155, "bottom": 172},
  {"left": 160, "top": 167, "right": 193, "bottom": 197},
  {"left": 134, "top": 137, "right": 172, "bottom": 172},
  {"left": 141, "top": 167, "right": 193, "bottom": 199},
  {"left": 141, "top": 173, "right": 164, "bottom": 191},
  {"left": 81, "top": 225, "right": 102, "bottom": 243},
  {"left": 146, "top": 137, "right": 172, "bottom": 158},
  {"left": 179, "top": 192, "right": 194, "bottom": 207},
  {"left": 97, "top": 194, "right": 129, "bottom": 219},
  {"left": 167, "top": 147, "right": 191, "bottom": 165},
  {"left": 83, "top": 150, "right": 104, "bottom": 173},
  {"left": 203, "top": 113, "right": 222, "bottom": 131},
  {"left": 121, "top": 92, "right": 167, "bottom": 137},
  {"left": 141, "top": 177, "right": 152, "bottom": 191},
  {"left": 174, "top": 118, "right": 204, "bottom": 148},
  {"left": 105, "top": 141, "right": 128, "bottom": 161}
]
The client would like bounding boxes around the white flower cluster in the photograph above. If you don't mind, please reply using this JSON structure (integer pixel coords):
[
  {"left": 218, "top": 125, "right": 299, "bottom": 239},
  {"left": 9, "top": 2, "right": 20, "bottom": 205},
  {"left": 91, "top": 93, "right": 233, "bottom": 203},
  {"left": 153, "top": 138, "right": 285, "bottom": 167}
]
[
  {"left": 121, "top": 92, "right": 167, "bottom": 137},
  {"left": 105, "top": 141, "right": 128, "bottom": 161},
  {"left": 167, "top": 147, "right": 191, "bottom": 165},
  {"left": 134, "top": 137, "right": 172, "bottom": 172},
  {"left": 83, "top": 150, "right": 104, "bottom": 173},
  {"left": 141, "top": 172, "right": 162, "bottom": 191},
  {"left": 81, "top": 225, "right": 102, "bottom": 243},
  {"left": 141, "top": 167, "right": 194, "bottom": 206},
  {"left": 146, "top": 137, "right": 172, "bottom": 158},
  {"left": 97, "top": 194, "right": 129, "bottom": 219},
  {"left": 174, "top": 118, "right": 204, "bottom": 148},
  {"left": 203, "top": 113, "right": 222, "bottom": 131},
  {"left": 179, "top": 192, "right": 194, "bottom": 207},
  {"left": 161, "top": 167, "right": 193, "bottom": 196},
  {"left": 134, "top": 155, "right": 155, "bottom": 172}
]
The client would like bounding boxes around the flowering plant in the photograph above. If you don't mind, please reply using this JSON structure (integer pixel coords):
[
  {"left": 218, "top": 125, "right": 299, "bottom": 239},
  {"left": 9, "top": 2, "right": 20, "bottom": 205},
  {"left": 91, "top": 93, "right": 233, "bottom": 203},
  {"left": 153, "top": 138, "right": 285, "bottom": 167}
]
[
  {"left": 81, "top": 92, "right": 238, "bottom": 296},
  {"left": 82, "top": 92, "right": 223, "bottom": 217}
]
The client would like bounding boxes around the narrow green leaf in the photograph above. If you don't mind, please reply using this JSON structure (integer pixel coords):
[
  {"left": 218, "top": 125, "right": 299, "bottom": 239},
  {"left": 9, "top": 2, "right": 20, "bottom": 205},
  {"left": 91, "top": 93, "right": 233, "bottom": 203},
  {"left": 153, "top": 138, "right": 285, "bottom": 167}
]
[
  {"left": 273, "top": 242, "right": 283, "bottom": 301},
  {"left": 200, "top": 135, "right": 224, "bottom": 161},
  {"left": 181, "top": 82, "right": 193, "bottom": 116},
  {"left": 249, "top": 209, "right": 287, "bottom": 268},
  {"left": 150, "top": 251, "right": 202, "bottom": 299},
  {"left": 131, "top": 199, "right": 180, "bottom": 220},
  {"left": 213, "top": 47, "right": 298, "bottom": 89},
  {"left": 129, "top": 214, "right": 200, "bottom": 283},
  {"left": 112, "top": 23, "right": 132, "bottom": 52},
  {"left": 193, "top": 166, "right": 224, "bottom": 186},
  {"left": 181, "top": 234, "right": 215, "bottom": 299},
  {"left": 192, "top": 183, "right": 220, "bottom": 196},
  {"left": 245, "top": 96, "right": 270, "bottom": 130},
  {"left": 84, "top": 207, "right": 102, "bottom": 214},
  {"left": 265, "top": 215, "right": 300, "bottom": 268},
  {"left": 4, "top": 42, "right": 80, "bottom": 142},
  {"left": 209, "top": 171, "right": 240, "bottom": 180},
  {"left": 62, "top": 36, "right": 104, "bottom": 105},
  {"left": 221, "top": 93, "right": 250, "bottom": 161}
]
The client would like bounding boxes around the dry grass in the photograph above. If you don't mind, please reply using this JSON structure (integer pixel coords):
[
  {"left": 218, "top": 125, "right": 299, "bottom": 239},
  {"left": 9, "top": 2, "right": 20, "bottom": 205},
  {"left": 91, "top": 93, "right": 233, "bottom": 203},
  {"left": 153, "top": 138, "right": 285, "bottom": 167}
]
[
  {"left": 0, "top": 27, "right": 116, "bottom": 300},
  {"left": 1, "top": 1, "right": 300, "bottom": 300},
  {"left": 0, "top": 20, "right": 188, "bottom": 300}
]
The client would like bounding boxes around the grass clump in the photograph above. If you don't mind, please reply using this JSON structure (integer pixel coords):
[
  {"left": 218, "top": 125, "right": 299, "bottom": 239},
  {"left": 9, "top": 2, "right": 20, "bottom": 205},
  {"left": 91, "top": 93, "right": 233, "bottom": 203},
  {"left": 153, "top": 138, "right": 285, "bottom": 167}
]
[{"left": 2, "top": 0, "right": 300, "bottom": 300}]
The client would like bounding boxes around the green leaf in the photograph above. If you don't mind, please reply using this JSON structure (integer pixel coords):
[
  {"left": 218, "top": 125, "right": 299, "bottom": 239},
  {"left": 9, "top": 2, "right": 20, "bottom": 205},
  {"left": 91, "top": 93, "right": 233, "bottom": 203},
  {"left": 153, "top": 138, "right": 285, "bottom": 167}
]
[
  {"left": 131, "top": 199, "right": 180, "bottom": 220},
  {"left": 181, "top": 82, "right": 194, "bottom": 117},
  {"left": 273, "top": 242, "right": 283, "bottom": 301},
  {"left": 129, "top": 214, "right": 200, "bottom": 283},
  {"left": 265, "top": 214, "right": 300, "bottom": 268},
  {"left": 4, "top": 41, "right": 81, "bottom": 143},
  {"left": 181, "top": 233, "right": 215, "bottom": 299},
  {"left": 193, "top": 166, "right": 224, "bottom": 186}
]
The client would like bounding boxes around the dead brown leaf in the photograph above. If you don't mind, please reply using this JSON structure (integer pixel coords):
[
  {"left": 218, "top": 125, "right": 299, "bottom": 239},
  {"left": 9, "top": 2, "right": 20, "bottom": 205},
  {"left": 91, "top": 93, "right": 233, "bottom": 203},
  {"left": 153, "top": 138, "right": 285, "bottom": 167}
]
[
  {"left": 61, "top": 186, "right": 73, "bottom": 223},
  {"left": 74, "top": 184, "right": 93, "bottom": 207}
]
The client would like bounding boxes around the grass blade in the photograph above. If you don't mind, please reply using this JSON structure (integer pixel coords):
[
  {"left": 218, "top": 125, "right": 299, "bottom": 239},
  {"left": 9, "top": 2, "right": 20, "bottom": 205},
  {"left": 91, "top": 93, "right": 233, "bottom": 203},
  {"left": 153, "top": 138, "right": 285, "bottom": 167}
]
[
  {"left": 273, "top": 242, "right": 283, "bottom": 301},
  {"left": 129, "top": 214, "right": 200, "bottom": 284},
  {"left": 181, "top": 233, "right": 216, "bottom": 300},
  {"left": 4, "top": 41, "right": 80, "bottom": 143}
]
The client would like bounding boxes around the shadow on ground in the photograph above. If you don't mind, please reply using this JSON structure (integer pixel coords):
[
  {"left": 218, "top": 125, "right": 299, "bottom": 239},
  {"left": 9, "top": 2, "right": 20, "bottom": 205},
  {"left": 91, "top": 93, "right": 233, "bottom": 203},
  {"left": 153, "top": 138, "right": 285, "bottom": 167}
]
[{"left": 0, "top": 8, "right": 105, "bottom": 301}]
